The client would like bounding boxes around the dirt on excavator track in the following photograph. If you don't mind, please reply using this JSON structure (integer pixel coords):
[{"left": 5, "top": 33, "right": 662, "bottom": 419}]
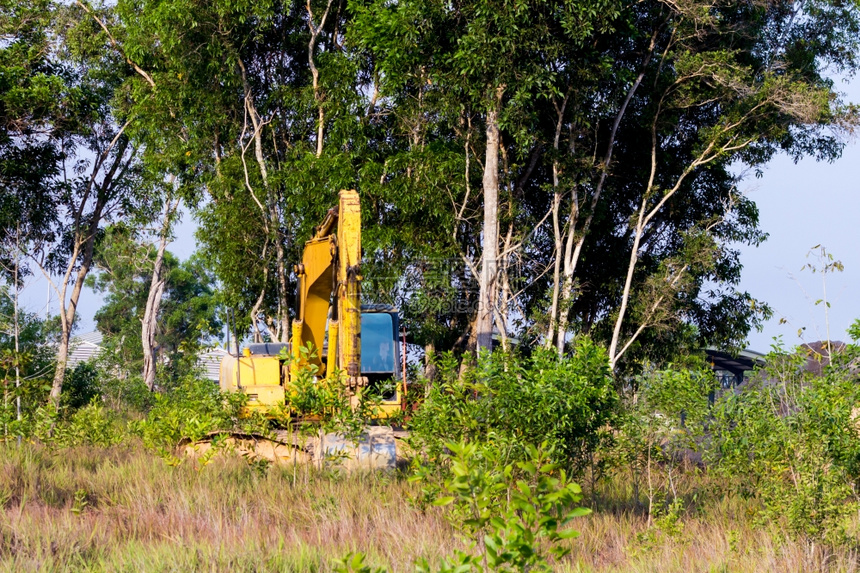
[{"left": 179, "top": 426, "right": 411, "bottom": 470}]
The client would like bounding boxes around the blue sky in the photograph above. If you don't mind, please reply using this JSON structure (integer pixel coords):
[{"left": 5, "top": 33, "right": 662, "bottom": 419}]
[
  {"left": 733, "top": 75, "right": 860, "bottom": 351},
  {"left": 737, "top": 147, "right": 860, "bottom": 351}
]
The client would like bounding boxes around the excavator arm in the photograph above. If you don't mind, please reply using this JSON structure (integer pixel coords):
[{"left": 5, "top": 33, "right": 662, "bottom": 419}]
[{"left": 291, "top": 190, "right": 363, "bottom": 397}]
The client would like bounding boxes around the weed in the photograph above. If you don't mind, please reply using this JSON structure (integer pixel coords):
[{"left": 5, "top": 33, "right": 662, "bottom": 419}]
[{"left": 71, "top": 488, "right": 89, "bottom": 515}]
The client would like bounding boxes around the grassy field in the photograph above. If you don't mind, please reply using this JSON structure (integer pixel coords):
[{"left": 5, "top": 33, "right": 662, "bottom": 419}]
[{"left": 1, "top": 443, "right": 858, "bottom": 572}]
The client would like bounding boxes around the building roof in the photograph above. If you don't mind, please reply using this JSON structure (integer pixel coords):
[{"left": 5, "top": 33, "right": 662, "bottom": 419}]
[
  {"left": 705, "top": 348, "right": 766, "bottom": 376},
  {"left": 198, "top": 347, "right": 229, "bottom": 381},
  {"left": 67, "top": 331, "right": 104, "bottom": 368},
  {"left": 65, "top": 331, "right": 229, "bottom": 382},
  {"left": 75, "top": 331, "right": 104, "bottom": 346}
]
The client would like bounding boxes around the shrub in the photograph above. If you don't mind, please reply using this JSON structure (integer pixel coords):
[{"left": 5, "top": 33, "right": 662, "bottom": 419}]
[
  {"left": 338, "top": 441, "right": 591, "bottom": 573},
  {"left": 711, "top": 336, "right": 860, "bottom": 544},
  {"left": 422, "top": 440, "right": 591, "bottom": 572},
  {"left": 62, "top": 362, "right": 101, "bottom": 410},
  {"left": 131, "top": 375, "right": 265, "bottom": 450},
  {"left": 57, "top": 401, "right": 127, "bottom": 447},
  {"left": 409, "top": 337, "right": 618, "bottom": 474},
  {"left": 27, "top": 401, "right": 126, "bottom": 449},
  {"left": 612, "top": 364, "right": 717, "bottom": 518}
]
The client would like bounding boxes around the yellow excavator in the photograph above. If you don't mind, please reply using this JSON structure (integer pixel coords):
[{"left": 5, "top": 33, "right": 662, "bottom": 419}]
[{"left": 218, "top": 189, "right": 404, "bottom": 418}]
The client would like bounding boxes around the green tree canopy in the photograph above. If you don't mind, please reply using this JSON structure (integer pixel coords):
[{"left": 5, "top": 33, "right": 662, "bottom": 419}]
[{"left": 88, "top": 226, "right": 221, "bottom": 384}]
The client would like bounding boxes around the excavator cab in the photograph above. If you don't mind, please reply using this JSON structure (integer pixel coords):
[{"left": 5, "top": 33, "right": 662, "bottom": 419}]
[
  {"left": 218, "top": 308, "right": 403, "bottom": 416},
  {"left": 213, "top": 191, "right": 403, "bottom": 470},
  {"left": 359, "top": 306, "right": 402, "bottom": 406}
]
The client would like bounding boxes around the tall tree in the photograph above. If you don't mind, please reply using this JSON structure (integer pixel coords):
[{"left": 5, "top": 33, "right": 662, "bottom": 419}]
[
  {"left": 111, "top": 0, "right": 380, "bottom": 343},
  {"left": 355, "top": 0, "right": 859, "bottom": 366},
  {"left": 353, "top": 0, "right": 623, "bottom": 352},
  {"left": 65, "top": 0, "right": 860, "bottom": 372},
  {"left": 2, "top": 0, "right": 146, "bottom": 402},
  {"left": 88, "top": 226, "right": 221, "bottom": 384},
  {"left": 0, "top": 0, "right": 65, "bottom": 272}
]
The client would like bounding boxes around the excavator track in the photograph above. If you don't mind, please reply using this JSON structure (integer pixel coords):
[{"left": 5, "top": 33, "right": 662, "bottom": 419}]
[
  {"left": 179, "top": 431, "right": 312, "bottom": 466},
  {"left": 179, "top": 426, "right": 404, "bottom": 470}
]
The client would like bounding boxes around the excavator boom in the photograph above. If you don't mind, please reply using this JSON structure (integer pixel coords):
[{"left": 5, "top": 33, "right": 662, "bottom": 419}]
[{"left": 291, "top": 190, "right": 363, "bottom": 394}]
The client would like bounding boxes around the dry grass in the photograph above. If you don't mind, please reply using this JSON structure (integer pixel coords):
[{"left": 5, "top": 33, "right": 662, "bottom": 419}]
[
  {"left": 568, "top": 504, "right": 860, "bottom": 572},
  {"left": 0, "top": 442, "right": 455, "bottom": 571},
  {"left": 1, "top": 443, "right": 858, "bottom": 572}
]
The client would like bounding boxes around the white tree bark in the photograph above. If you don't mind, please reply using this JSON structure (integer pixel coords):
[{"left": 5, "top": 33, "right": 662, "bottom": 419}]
[
  {"left": 307, "top": 0, "right": 335, "bottom": 158},
  {"left": 476, "top": 94, "right": 502, "bottom": 352},
  {"left": 545, "top": 91, "right": 569, "bottom": 350},
  {"left": 48, "top": 128, "right": 132, "bottom": 404},
  {"left": 141, "top": 195, "right": 180, "bottom": 391},
  {"left": 239, "top": 58, "right": 290, "bottom": 342},
  {"left": 553, "top": 33, "right": 657, "bottom": 355}
]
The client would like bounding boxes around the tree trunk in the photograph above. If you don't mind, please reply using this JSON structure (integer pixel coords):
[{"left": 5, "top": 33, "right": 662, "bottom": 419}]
[
  {"left": 141, "top": 253, "right": 168, "bottom": 392},
  {"left": 273, "top": 211, "right": 290, "bottom": 343},
  {"left": 546, "top": 189, "right": 563, "bottom": 349},
  {"left": 307, "top": 0, "right": 334, "bottom": 158},
  {"left": 495, "top": 223, "right": 514, "bottom": 352},
  {"left": 47, "top": 126, "right": 130, "bottom": 405},
  {"left": 50, "top": 254, "right": 93, "bottom": 404},
  {"left": 608, "top": 212, "right": 645, "bottom": 368},
  {"left": 239, "top": 57, "right": 289, "bottom": 343},
  {"left": 141, "top": 197, "right": 179, "bottom": 391},
  {"left": 554, "top": 44, "right": 654, "bottom": 354},
  {"left": 423, "top": 342, "right": 436, "bottom": 389},
  {"left": 555, "top": 193, "right": 579, "bottom": 355},
  {"left": 476, "top": 92, "right": 502, "bottom": 352},
  {"left": 545, "top": 92, "right": 568, "bottom": 349},
  {"left": 13, "top": 225, "right": 21, "bottom": 441}
]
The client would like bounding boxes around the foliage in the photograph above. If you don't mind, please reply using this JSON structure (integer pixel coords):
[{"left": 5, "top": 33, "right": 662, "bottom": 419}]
[
  {"left": 349, "top": 0, "right": 857, "bottom": 362},
  {"left": 131, "top": 375, "right": 266, "bottom": 451},
  {"left": 88, "top": 225, "right": 222, "bottom": 386},
  {"left": 611, "top": 363, "right": 717, "bottom": 519},
  {"left": 56, "top": 401, "right": 126, "bottom": 448},
  {"left": 61, "top": 362, "right": 101, "bottom": 410},
  {"left": 94, "top": 364, "right": 154, "bottom": 413},
  {"left": 26, "top": 401, "right": 127, "bottom": 449},
  {"left": 0, "top": 0, "right": 67, "bottom": 257},
  {"left": 711, "top": 337, "right": 860, "bottom": 544},
  {"left": 281, "top": 343, "right": 391, "bottom": 460},
  {"left": 0, "top": 292, "right": 57, "bottom": 439},
  {"left": 338, "top": 441, "right": 590, "bottom": 573},
  {"left": 421, "top": 441, "right": 590, "bottom": 572},
  {"left": 409, "top": 337, "right": 617, "bottom": 474}
]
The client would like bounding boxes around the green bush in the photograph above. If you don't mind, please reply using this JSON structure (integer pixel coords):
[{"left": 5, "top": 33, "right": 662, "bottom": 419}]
[
  {"left": 131, "top": 375, "right": 265, "bottom": 450},
  {"left": 425, "top": 441, "right": 590, "bottom": 572},
  {"left": 611, "top": 364, "right": 717, "bottom": 517},
  {"left": 338, "top": 440, "right": 591, "bottom": 573},
  {"left": 711, "top": 335, "right": 860, "bottom": 544},
  {"left": 62, "top": 362, "right": 101, "bottom": 410},
  {"left": 409, "top": 337, "right": 617, "bottom": 474},
  {"left": 58, "top": 401, "right": 127, "bottom": 447},
  {"left": 28, "top": 401, "right": 126, "bottom": 448}
]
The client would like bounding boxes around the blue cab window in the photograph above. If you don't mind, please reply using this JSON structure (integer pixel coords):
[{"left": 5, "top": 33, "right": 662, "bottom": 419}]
[{"left": 361, "top": 313, "right": 395, "bottom": 373}]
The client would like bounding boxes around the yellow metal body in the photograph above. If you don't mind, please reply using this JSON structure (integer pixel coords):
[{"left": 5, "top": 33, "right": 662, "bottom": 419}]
[
  {"left": 291, "top": 190, "right": 363, "bottom": 384},
  {"left": 221, "top": 189, "right": 402, "bottom": 415},
  {"left": 292, "top": 233, "right": 337, "bottom": 376},
  {"left": 219, "top": 354, "right": 286, "bottom": 412},
  {"left": 334, "top": 190, "right": 364, "bottom": 407}
]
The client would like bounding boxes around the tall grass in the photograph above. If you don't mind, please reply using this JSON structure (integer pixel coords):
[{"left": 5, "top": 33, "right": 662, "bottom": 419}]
[
  {"left": 0, "top": 442, "right": 453, "bottom": 572},
  {"left": 1, "top": 443, "right": 858, "bottom": 572}
]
